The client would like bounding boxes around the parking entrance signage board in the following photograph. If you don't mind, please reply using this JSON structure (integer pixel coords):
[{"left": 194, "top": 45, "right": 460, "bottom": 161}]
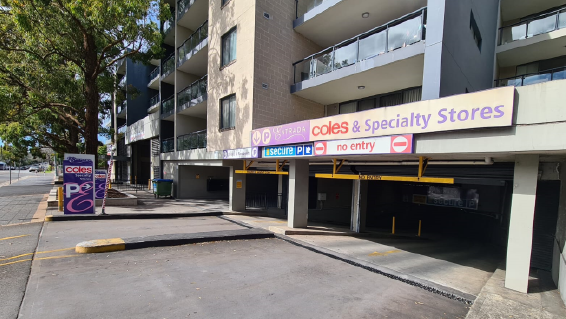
[
  {"left": 313, "top": 135, "right": 413, "bottom": 156},
  {"left": 223, "top": 147, "right": 259, "bottom": 159},
  {"left": 95, "top": 169, "right": 107, "bottom": 200},
  {"left": 262, "top": 143, "right": 313, "bottom": 158},
  {"left": 63, "top": 154, "right": 95, "bottom": 214}
]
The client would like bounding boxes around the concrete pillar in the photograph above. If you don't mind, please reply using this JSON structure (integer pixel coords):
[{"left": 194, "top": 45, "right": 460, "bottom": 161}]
[
  {"left": 277, "top": 174, "right": 283, "bottom": 209},
  {"left": 351, "top": 180, "right": 368, "bottom": 233},
  {"left": 288, "top": 160, "right": 309, "bottom": 228},
  {"left": 505, "top": 155, "right": 540, "bottom": 293},
  {"left": 229, "top": 165, "right": 246, "bottom": 211},
  {"left": 421, "top": 0, "right": 445, "bottom": 100}
]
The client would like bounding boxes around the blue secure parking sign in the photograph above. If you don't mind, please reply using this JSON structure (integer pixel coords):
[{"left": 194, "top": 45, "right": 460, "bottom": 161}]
[{"left": 262, "top": 143, "right": 314, "bottom": 158}]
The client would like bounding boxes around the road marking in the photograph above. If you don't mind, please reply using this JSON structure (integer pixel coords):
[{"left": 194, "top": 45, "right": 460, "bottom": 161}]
[
  {"left": 0, "top": 247, "right": 75, "bottom": 262},
  {"left": 0, "top": 254, "right": 78, "bottom": 267},
  {"left": 368, "top": 249, "right": 402, "bottom": 257},
  {"left": 251, "top": 220, "right": 287, "bottom": 224},
  {"left": 0, "top": 234, "right": 30, "bottom": 241}
]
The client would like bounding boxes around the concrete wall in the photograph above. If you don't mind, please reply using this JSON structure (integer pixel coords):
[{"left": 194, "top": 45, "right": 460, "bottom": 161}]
[
  {"left": 207, "top": 0, "right": 256, "bottom": 151},
  {"left": 308, "top": 178, "right": 352, "bottom": 225},
  {"left": 176, "top": 114, "right": 207, "bottom": 136},
  {"left": 553, "top": 161, "right": 566, "bottom": 305},
  {"left": 126, "top": 112, "right": 160, "bottom": 144},
  {"left": 439, "top": 0, "right": 499, "bottom": 96},
  {"left": 178, "top": 165, "right": 229, "bottom": 199},
  {"left": 252, "top": 0, "right": 324, "bottom": 130}
]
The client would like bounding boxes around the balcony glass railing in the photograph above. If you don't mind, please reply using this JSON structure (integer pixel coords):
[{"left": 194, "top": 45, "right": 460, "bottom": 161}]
[
  {"left": 162, "top": 54, "right": 175, "bottom": 78},
  {"left": 495, "top": 67, "right": 566, "bottom": 87},
  {"left": 499, "top": 7, "right": 566, "bottom": 45},
  {"left": 161, "top": 95, "right": 175, "bottom": 117},
  {"left": 163, "top": 13, "right": 174, "bottom": 34},
  {"left": 117, "top": 102, "right": 127, "bottom": 115},
  {"left": 149, "top": 66, "right": 160, "bottom": 82},
  {"left": 177, "top": 75, "right": 207, "bottom": 113},
  {"left": 292, "top": 8, "right": 426, "bottom": 83},
  {"left": 161, "top": 138, "right": 175, "bottom": 153},
  {"left": 117, "top": 125, "right": 127, "bottom": 135},
  {"left": 118, "top": 76, "right": 126, "bottom": 88},
  {"left": 295, "top": 0, "right": 327, "bottom": 19},
  {"left": 177, "top": 0, "right": 196, "bottom": 20},
  {"left": 177, "top": 130, "right": 207, "bottom": 151},
  {"left": 150, "top": 94, "right": 160, "bottom": 108},
  {"left": 178, "top": 21, "right": 208, "bottom": 67}
]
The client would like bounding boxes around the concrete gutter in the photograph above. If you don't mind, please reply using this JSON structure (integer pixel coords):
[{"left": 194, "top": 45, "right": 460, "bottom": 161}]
[
  {"left": 75, "top": 228, "right": 274, "bottom": 254},
  {"left": 45, "top": 211, "right": 227, "bottom": 221}
]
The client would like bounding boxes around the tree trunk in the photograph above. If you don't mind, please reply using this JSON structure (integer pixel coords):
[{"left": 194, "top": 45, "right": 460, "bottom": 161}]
[{"left": 84, "top": 76, "right": 99, "bottom": 167}]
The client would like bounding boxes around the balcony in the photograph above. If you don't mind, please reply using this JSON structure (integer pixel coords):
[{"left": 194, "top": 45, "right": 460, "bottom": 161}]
[
  {"left": 148, "top": 66, "right": 160, "bottom": 89},
  {"left": 162, "top": 13, "right": 175, "bottom": 46},
  {"left": 117, "top": 102, "right": 127, "bottom": 119},
  {"left": 495, "top": 66, "right": 566, "bottom": 87},
  {"left": 177, "top": 130, "right": 207, "bottom": 152},
  {"left": 291, "top": 8, "right": 426, "bottom": 105},
  {"left": 161, "top": 137, "right": 175, "bottom": 153},
  {"left": 161, "top": 95, "right": 175, "bottom": 121},
  {"left": 177, "top": 75, "right": 207, "bottom": 117},
  {"left": 148, "top": 94, "right": 160, "bottom": 113},
  {"left": 161, "top": 53, "right": 175, "bottom": 84},
  {"left": 294, "top": 0, "right": 426, "bottom": 47},
  {"left": 497, "top": 6, "right": 566, "bottom": 67},
  {"left": 118, "top": 75, "right": 126, "bottom": 89},
  {"left": 177, "top": 21, "right": 208, "bottom": 76},
  {"left": 177, "top": 0, "right": 208, "bottom": 31},
  {"left": 117, "top": 124, "right": 127, "bottom": 135}
]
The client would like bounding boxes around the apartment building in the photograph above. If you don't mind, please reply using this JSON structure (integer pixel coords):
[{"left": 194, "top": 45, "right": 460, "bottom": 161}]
[{"left": 114, "top": 0, "right": 566, "bottom": 301}]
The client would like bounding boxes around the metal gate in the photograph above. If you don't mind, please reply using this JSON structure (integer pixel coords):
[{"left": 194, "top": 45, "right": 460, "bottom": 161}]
[{"left": 530, "top": 181, "right": 560, "bottom": 270}]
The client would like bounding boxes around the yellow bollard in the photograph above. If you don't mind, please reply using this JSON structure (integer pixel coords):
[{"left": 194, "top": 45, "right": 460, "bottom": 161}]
[
  {"left": 392, "top": 216, "right": 395, "bottom": 234},
  {"left": 148, "top": 179, "right": 151, "bottom": 190},
  {"left": 418, "top": 220, "right": 422, "bottom": 237},
  {"left": 109, "top": 181, "right": 112, "bottom": 189},
  {"left": 135, "top": 176, "right": 137, "bottom": 186},
  {"left": 58, "top": 187, "right": 63, "bottom": 212}
]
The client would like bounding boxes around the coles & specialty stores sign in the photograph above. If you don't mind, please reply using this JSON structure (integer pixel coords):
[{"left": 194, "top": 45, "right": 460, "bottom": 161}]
[
  {"left": 63, "top": 154, "right": 95, "bottom": 215},
  {"left": 251, "top": 87, "right": 514, "bottom": 147}
]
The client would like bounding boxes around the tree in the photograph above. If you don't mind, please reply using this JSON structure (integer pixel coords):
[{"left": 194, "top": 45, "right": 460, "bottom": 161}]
[{"left": 0, "top": 0, "right": 167, "bottom": 161}]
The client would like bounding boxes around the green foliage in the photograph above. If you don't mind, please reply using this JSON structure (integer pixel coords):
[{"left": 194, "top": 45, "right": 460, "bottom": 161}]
[{"left": 0, "top": 0, "right": 166, "bottom": 158}]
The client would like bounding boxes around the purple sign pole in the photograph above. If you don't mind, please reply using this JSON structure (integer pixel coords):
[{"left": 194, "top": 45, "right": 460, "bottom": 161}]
[
  {"left": 63, "top": 154, "right": 95, "bottom": 215},
  {"left": 95, "top": 169, "right": 107, "bottom": 200}
]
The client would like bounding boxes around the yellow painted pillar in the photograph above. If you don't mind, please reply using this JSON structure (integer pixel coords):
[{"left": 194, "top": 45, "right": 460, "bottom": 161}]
[
  {"left": 58, "top": 187, "right": 63, "bottom": 212},
  {"left": 392, "top": 216, "right": 395, "bottom": 234}
]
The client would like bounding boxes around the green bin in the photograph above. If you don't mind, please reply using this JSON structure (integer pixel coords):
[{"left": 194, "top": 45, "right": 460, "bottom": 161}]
[{"left": 153, "top": 179, "right": 173, "bottom": 198}]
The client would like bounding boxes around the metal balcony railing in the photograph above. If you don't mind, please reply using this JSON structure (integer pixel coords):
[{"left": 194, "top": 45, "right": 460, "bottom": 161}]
[
  {"left": 177, "top": 21, "right": 208, "bottom": 67},
  {"left": 149, "top": 66, "right": 160, "bottom": 82},
  {"left": 117, "top": 125, "right": 127, "bottom": 135},
  {"left": 178, "top": 0, "right": 197, "bottom": 20},
  {"left": 161, "top": 95, "right": 175, "bottom": 117},
  {"left": 499, "top": 7, "right": 566, "bottom": 45},
  {"left": 495, "top": 66, "right": 566, "bottom": 87},
  {"left": 163, "top": 12, "right": 175, "bottom": 34},
  {"left": 177, "top": 130, "right": 207, "bottom": 151},
  {"left": 292, "top": 8, "right": 426, "bottom": 84},
  {"left": 162, "top": 53, "right": 175, "bottom": 78},
  {"left": 177, "top": 75, "right": 207, "bottom": 113},
  {"left": 150, "top": 94, "right": 160, "bottom": 108},
  {"left": 161, "top": 137, "right": 174, "bottom": 153},
  {"left": 295, "top": 0, "right": 327, "bottom": 19}
]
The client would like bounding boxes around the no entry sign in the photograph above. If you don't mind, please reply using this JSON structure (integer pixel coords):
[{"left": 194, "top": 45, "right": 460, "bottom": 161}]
[{"left": 313, "top": 135, "right": 413, "bottom": 156}]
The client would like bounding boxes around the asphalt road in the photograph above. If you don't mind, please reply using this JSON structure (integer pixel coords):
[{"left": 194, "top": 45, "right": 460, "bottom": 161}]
[
  {"left": 0, "top": 223, "right": 43, "bottom": 319},
  {"left": 18, "top": 238, "right": 470, "bottom": 319},
  {"left": 0, "top": 171, "right": 38, "bottom": 186}
]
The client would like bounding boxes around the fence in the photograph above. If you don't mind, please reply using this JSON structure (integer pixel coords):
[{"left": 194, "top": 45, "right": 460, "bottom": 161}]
[{"left": 110, "top": 179, "right": 148, "bottom": 193}]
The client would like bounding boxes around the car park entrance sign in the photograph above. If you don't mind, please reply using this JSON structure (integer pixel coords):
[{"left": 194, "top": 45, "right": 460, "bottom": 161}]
[
  {"left": 63, "top": 153, "right": 95, "bottom": 215},
  {"left": 251, "top": 87, "right": 514, "bottom": 146}
]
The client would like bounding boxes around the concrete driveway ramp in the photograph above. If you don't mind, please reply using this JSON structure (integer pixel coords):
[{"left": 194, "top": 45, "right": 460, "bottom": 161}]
[{"left": 75, "top": 238, "right": 126, "bottom": 253}]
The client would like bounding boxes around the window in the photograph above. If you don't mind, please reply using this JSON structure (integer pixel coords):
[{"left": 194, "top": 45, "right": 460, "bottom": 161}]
[
  {"left": 221, "top": 28, "right": 237, "bottom": 66},
  {"left": 338, "top": 87, "right": 422, "bottom": 114},
  {"left": 220, "top": 95, "right": 236, "bottom": 130},
  {"left": 470, "top": 11, "right": 482, "bottom": 51}
]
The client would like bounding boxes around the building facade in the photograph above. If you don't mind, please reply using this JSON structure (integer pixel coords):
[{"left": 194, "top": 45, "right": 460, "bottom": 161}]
[{"left": 115, "top": 0, "right": 566, "bottom": 302}]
